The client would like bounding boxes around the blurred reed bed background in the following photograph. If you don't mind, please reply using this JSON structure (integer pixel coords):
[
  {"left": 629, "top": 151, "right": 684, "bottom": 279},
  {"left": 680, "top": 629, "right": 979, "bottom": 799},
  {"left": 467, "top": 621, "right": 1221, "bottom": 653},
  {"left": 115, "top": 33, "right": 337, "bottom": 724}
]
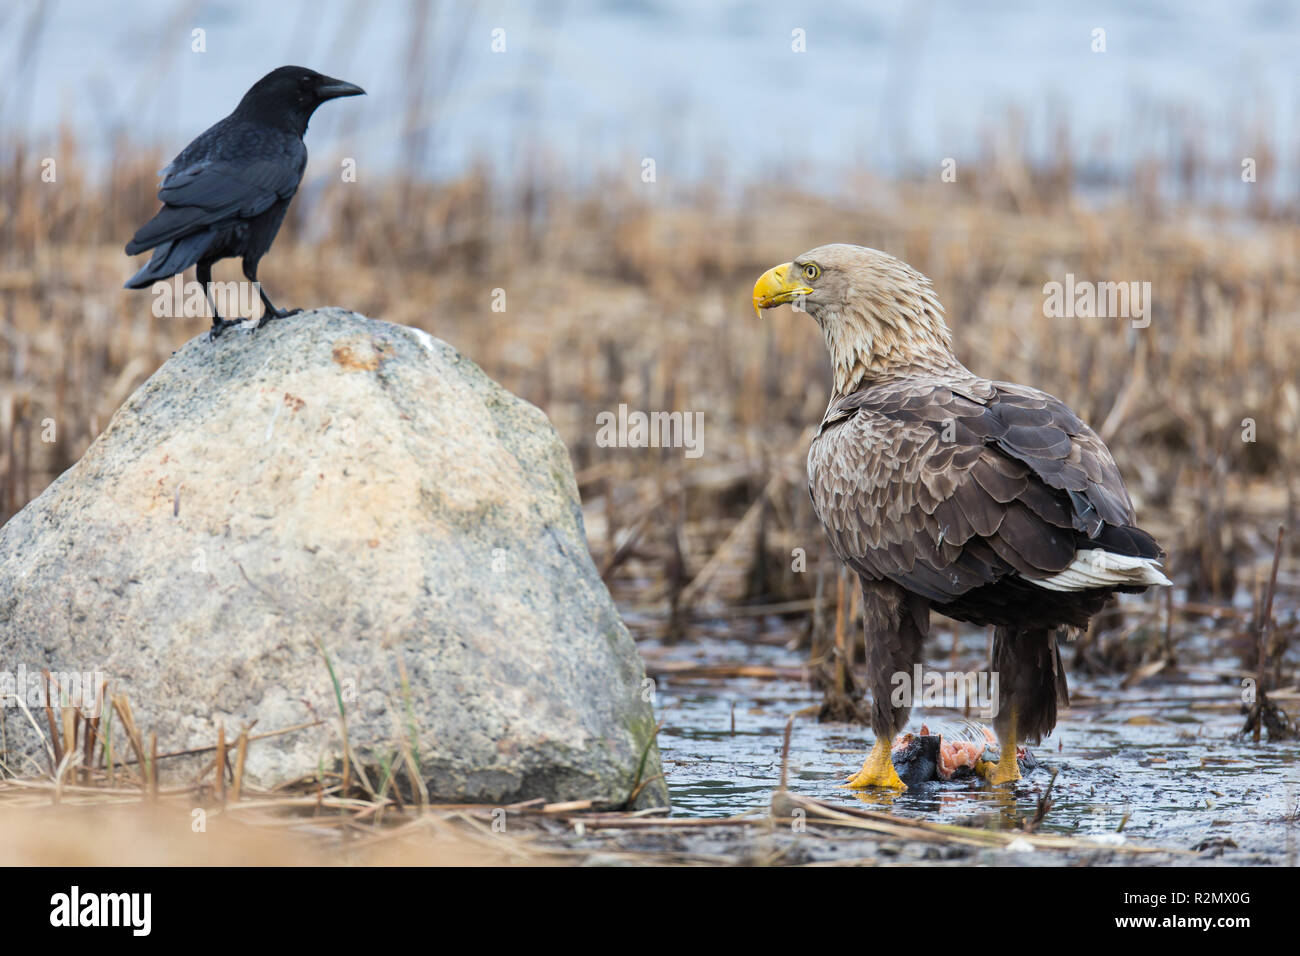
[{"left": 3, "top": 120, "right": 1299, "bottom": 684}]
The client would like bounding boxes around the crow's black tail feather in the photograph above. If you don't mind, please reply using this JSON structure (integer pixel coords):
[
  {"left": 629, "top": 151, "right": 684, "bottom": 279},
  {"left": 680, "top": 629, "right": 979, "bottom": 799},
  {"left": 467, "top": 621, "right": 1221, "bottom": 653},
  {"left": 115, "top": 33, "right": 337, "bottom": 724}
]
[{"left": 124, "top": 232, "right": 213, "bottom": 289}]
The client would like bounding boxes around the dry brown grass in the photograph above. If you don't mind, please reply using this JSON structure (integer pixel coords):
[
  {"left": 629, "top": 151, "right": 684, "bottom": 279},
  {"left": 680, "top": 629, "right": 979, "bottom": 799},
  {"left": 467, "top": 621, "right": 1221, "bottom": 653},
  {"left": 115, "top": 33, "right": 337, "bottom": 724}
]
[{"left": 0, "top": 801, "right": 543, "bottom": 866}]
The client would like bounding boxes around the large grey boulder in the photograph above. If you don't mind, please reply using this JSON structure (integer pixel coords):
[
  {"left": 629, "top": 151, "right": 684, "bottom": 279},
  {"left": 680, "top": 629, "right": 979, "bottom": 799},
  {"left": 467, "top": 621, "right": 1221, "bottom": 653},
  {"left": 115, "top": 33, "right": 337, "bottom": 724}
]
[{"left": 0, "top": 308, "right": 667, "bottom": 809}]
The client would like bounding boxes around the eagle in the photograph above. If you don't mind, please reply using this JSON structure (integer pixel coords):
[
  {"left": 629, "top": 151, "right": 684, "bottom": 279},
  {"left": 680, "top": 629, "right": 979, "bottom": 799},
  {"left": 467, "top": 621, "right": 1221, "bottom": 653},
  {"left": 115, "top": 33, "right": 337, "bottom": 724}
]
[{"left": 752, "top": 244, "right": 1171, "bottom": 789}]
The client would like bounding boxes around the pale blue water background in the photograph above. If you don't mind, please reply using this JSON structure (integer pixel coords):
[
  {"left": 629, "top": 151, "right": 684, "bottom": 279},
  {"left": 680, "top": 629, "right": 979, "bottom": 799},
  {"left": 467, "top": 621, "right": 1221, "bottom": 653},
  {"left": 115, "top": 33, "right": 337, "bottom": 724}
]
[{"left": 6, "top": 0, "right": 1300, "bottom": 194}]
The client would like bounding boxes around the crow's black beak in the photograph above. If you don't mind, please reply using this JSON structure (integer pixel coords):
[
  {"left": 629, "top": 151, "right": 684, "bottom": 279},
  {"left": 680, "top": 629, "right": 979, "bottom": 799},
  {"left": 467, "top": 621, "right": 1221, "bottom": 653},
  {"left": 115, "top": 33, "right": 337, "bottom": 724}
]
[{"left": 316, "top": 78, "right": 365, "bottom": 100}]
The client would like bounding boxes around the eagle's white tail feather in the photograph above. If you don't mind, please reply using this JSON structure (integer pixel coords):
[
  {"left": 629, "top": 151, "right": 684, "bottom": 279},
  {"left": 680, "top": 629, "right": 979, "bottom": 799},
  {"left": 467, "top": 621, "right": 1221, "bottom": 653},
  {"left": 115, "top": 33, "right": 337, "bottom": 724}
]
[{"left": 1032, "top": 549, "right": 1172, "bottom": 592}]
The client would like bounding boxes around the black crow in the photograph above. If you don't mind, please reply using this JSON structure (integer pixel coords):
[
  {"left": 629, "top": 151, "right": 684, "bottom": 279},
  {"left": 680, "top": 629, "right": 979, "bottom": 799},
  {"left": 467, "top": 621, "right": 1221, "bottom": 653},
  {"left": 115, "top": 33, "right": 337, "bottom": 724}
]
[{"left": 125, "top": 66, "right": 364, "bottom": 340}]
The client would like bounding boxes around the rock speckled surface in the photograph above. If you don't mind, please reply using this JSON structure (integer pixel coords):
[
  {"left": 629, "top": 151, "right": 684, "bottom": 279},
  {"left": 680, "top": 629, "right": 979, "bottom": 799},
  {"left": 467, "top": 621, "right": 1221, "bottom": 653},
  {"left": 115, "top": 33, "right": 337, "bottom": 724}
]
[{"left": 0, "top": 309, "right": 666, "bottom": 808}]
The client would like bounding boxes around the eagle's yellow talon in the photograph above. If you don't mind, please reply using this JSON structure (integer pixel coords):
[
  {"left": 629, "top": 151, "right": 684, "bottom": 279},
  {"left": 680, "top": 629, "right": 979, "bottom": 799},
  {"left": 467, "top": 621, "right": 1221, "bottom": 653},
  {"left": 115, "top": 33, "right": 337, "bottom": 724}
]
[
  {"left": 844, "top": 737, "right": 906, "bottom": 790},
  {"left": 978, "top": 709, "right": 1021, "bottom": 785},
  {"left": 976, "top": 753, "right": 1021, "bottom": 785}
]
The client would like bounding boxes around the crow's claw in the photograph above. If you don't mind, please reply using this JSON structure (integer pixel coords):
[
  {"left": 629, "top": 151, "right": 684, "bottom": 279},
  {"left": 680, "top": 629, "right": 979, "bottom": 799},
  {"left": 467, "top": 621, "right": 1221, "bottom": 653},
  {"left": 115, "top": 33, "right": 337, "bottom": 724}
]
[
  {"left": 207, "top": 318, "right": 242, "bottom": 342},
  {"left": 254, "top": 307, "right": 303, "bottom": 331}
]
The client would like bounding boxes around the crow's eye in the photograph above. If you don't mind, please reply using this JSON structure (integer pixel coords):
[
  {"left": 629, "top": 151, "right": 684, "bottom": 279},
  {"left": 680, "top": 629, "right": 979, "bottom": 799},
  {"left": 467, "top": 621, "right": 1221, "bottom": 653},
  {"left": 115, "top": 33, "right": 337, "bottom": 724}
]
[
  {"left": 802, "top": 263, "right": 820, "bottom": 281},
  {"left": 300, "top": 75, "right": 313, "bottom": 87}
]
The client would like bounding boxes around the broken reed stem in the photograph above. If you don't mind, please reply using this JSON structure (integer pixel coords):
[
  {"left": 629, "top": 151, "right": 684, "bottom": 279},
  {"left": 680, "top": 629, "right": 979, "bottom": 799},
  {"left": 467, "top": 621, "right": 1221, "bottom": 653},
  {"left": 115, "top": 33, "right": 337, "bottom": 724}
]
[
  {"left": 41, "top": 669, "right": 60, "bottom": 770},
  {"left": 103, "top": 706, "right": 114, "bottom": 787},
  {"left": 216, "top": 721, "right": 227, "bottom": 803},
  {"left": 61, "top": 708, "right": 76, "bottom": 780},
  {"left": 1023, "top": 767, "right": 1059, "bottom": 832},
  {"left": 1245, "top": 526, "right": 1286, "bottom": 744},
  {"left": 779, "top": 713, "right": 795, "bottom": 792},
  {"left": 1163, "top": 585, "right": 1175, "bottom": 662},
  {"left": 231, "top": 729, "right": 248, "bottom": 802},
  {"left": 111, "top": 694, "right": 147, "bottom": 790},
  {"left": 82, "top": 683, "right": 104, "bottom": 787},
  {"left": 1257, "top": 525, "right": 1286, "bottom": 693},
  {"left": 137, "top": 719, "right": 313, "bottom": 764}
]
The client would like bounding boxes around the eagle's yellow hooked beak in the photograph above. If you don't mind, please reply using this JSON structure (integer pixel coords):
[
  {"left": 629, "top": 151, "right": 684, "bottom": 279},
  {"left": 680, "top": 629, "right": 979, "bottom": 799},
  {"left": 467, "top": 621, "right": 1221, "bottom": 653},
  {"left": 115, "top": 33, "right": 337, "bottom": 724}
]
[{"left": 751, "top": 262, "right": 813, "bottom": 318}]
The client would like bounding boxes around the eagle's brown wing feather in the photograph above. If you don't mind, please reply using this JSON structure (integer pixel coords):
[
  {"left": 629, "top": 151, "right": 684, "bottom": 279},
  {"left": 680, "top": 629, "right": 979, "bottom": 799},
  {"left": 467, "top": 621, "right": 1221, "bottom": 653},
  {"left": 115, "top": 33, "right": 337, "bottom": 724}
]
[{"left": 808, "top": 376, "right": 1148, "bottom": 610}]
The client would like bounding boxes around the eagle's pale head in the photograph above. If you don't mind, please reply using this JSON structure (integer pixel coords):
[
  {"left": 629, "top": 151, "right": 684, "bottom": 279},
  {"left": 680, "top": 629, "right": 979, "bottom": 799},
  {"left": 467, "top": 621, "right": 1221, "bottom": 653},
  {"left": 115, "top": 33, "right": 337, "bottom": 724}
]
[{"left": 752, "top": 243, "right": 961, "bottom": 395}]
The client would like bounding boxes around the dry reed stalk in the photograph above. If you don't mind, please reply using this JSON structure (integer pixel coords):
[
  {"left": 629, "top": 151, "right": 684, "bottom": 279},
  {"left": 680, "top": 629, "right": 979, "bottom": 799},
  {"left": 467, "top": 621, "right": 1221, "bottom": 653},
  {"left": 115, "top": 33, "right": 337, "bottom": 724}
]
[
  {"left": 231, "top": 729, "right": 248, "bottom": 802},
  {"left": 215, "top": 721, "right": 226, "bottom": 802}
]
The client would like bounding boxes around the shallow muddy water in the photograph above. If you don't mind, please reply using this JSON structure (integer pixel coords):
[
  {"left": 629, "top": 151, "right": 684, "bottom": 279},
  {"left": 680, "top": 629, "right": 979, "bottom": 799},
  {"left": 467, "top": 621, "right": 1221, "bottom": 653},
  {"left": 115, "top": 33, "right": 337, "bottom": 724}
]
[{"left": 643, "top": 628, "right": 1300, "bottom": 862}]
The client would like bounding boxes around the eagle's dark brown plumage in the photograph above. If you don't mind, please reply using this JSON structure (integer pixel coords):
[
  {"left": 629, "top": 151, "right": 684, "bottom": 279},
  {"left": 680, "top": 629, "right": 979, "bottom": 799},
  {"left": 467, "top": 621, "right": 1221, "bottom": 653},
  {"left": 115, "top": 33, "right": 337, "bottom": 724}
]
[{"left": 753, "top": 244, "right": 1170, "bottom": 788}]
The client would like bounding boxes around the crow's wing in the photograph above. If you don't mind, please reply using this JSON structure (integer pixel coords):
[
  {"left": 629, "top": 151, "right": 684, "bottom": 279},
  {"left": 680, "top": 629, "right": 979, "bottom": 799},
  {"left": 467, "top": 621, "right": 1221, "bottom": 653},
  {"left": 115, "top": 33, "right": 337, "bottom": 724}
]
[{"left": 125, "top": 131, "right": 306, "bottom": 255}]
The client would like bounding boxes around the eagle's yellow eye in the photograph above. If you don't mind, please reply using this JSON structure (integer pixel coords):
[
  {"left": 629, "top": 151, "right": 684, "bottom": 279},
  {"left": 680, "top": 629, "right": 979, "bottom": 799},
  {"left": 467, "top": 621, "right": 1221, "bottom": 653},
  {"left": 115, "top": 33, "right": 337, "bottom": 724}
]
[{"left": 802, "top": 263, "right": 820, "bottom": 281}]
